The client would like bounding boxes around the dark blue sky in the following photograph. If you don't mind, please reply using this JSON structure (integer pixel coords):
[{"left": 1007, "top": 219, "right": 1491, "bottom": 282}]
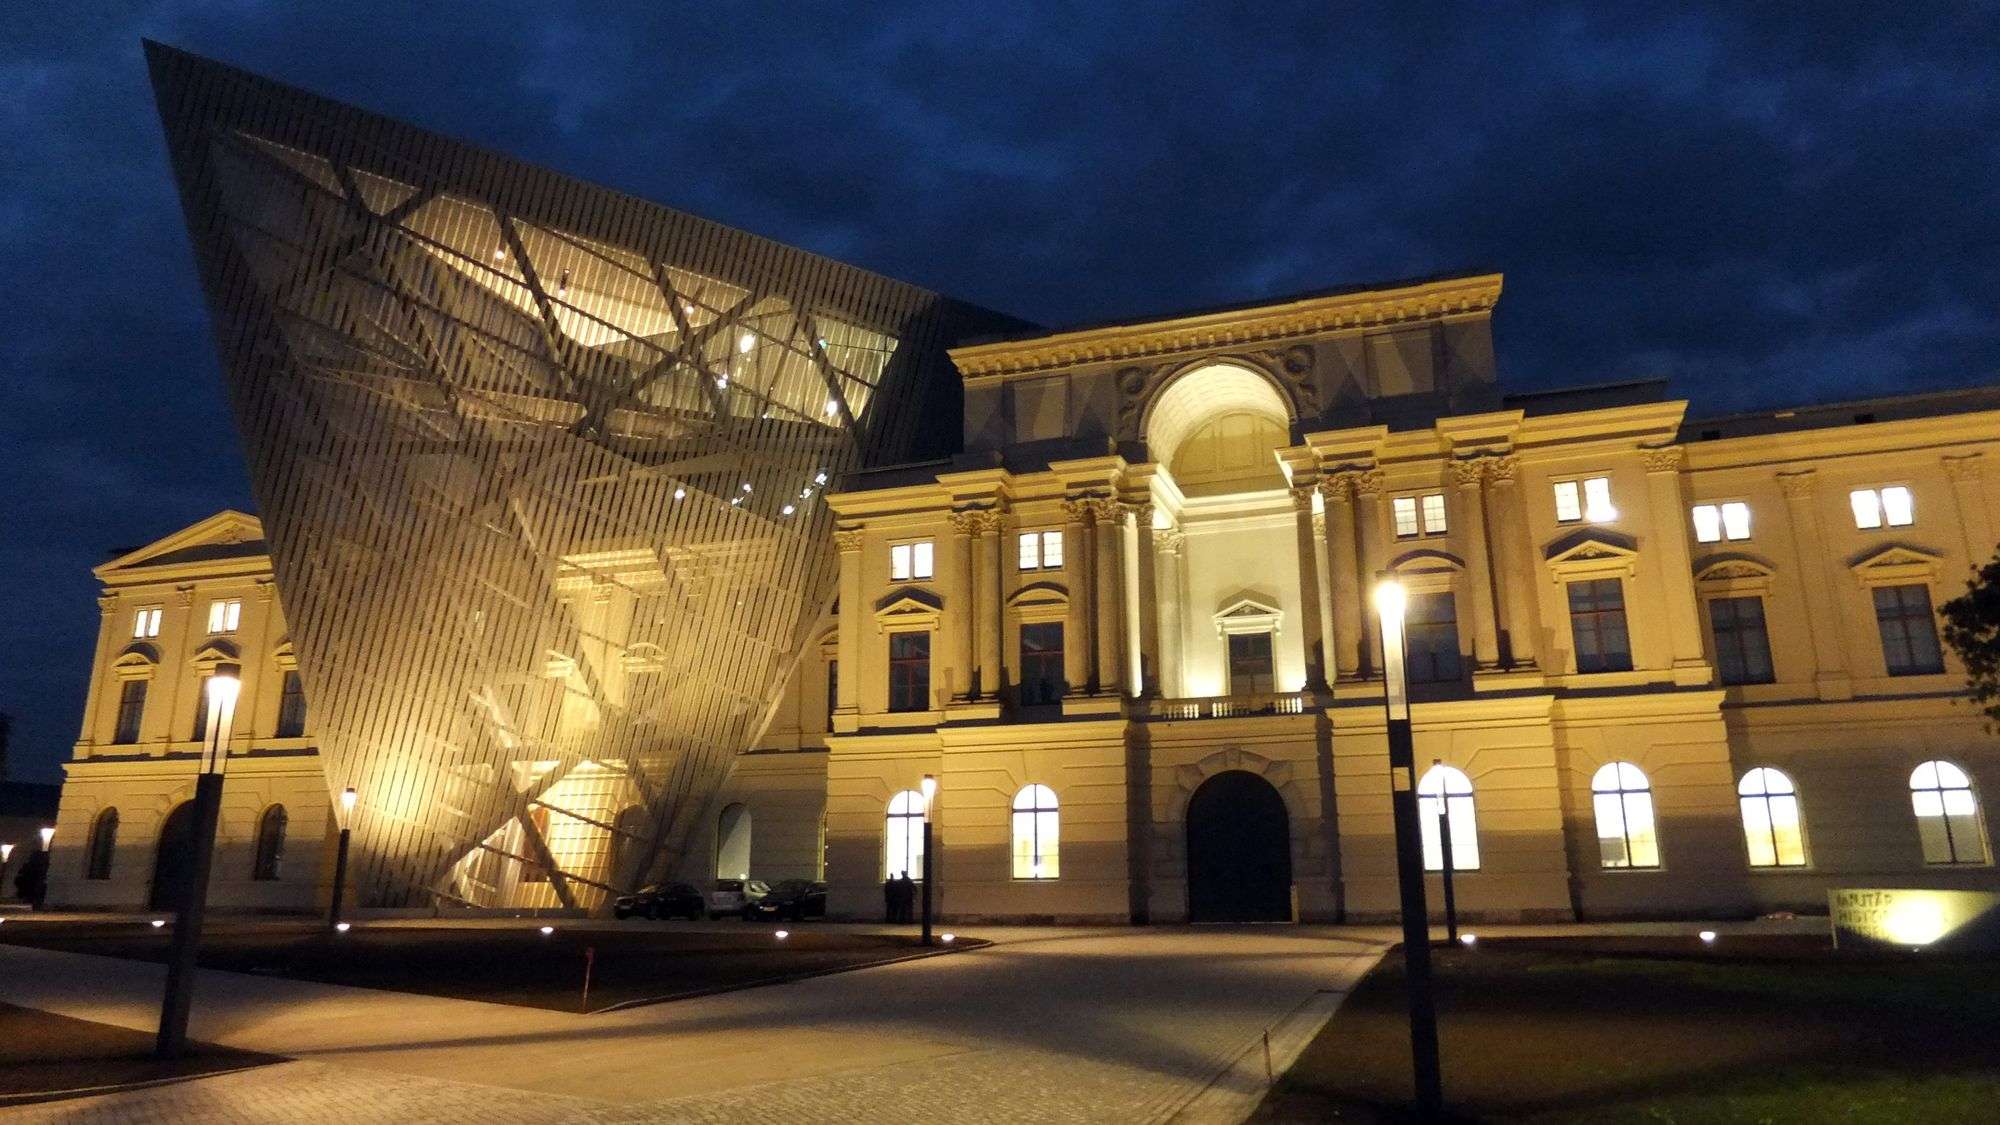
[{"left": 4, "top": 5, "right": 1998, "bottom": 782}]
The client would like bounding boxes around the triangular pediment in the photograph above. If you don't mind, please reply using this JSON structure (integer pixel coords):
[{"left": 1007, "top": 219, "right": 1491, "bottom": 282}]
[
  {"left": 874, "top": 587, "right": 944, "bottom": 620},
  {"left": 190, "top": 638, "right": 241, "bottom": 667},
  {"left": 1218, "top": 596, "right": 1283, "bottom": 619},
  {"left": 95, "top": 510, "right": 266, "bottom": 578},
  {"left": 1544, "top": 529, "right": 1639, "bottom": 566},
  {"left": 1693, "top": 553, "right": 1776, "bottom": 583},
  {"left": 1851, "top": 544, "right": 1942, "bottom": 572}
]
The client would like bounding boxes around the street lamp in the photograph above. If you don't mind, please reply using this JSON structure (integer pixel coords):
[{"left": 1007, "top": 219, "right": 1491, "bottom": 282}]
[
  {"left": 157, "top": 661, "right": 239, "bottom": 1059},
  {"left": 1373, "top": 578, "right": 1443, "bottom": 1118},
  {"left": 329, "top": 786, "right": 358, "bottom": 931},
  {"left": 919, "top": 773, "right": 937, "bottom": 947}
]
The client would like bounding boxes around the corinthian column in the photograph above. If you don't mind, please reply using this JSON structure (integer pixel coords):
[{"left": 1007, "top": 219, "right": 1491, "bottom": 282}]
[
  {"left": 979, "top": 510, "right": 1005, "bottom": 698},
  {"left": 1642, "top": 446, "right": 1709, "bottom": 682},
  {"left": 833, "top": 528, "right": 864, "bottom": 721},
  {"left": 1062, "top": 499, "right": 1094, "bottom": 696},
  {"left": 1091, "top": 498, "right": 1127, "bottom": 696},
  {"left": 1943, "top": 455, "right": 1994, "bottom": 569},
  {"left": 1157, "top": 528, "right": 1187, "bottom": 697},
  {"left": 1290, "top": 483, "right": 1330, "bottom": 691},
  {"left": 1452, "top": 458, "right": 1500, "bottom": 670},
  {"left": 1483, "top": 455, "right": 1538, "bottom": 669},
  {"left": 1318, "top": 474, "right": 1363, "bottom": 680},
  {"left": 1128, "top": 501, "right": 1161, "bottom": 695},
  {"left": 1778, "top": 470, "right": 1850, "bottom": 698},
  {"left": 948, "top": 510, "right": 980, "bottom": 701},
  {"left": 1353, "top": 471, "right": 1388, "bottom": 675}
]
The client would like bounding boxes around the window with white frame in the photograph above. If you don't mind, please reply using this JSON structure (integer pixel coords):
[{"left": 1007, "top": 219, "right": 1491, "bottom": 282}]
[
  {"left": 132, "top": 606, "right": 162, "bottom": 639},
  {"left": 1554, "top": 476, "right": 1616, "bottom": 524},
  {"left": 1011, "top": 784, "right": 1060, "bottom": 879},
  {"left": 889, "top": 541, "right": 934, "bottom": 582},
  {"left": 1392, "top": 493, "right": 1449, "bottom": 539},
  {"left": 1591, "top": 761, "right": 1660, "bottom": 868},
  {"left": 1850, "top": 486, "right": 1914, "bottom": 529},
  {"left": 1738, "top": 767, "right": 1807, "bottom": 868},
  {"left": 1417, "top": 764, "right": 1480, "bottom": 871},
  {"left": 1017, "top": 530, "right": 1064, "bottom": 570},
  {"left": 1910, "top": 760, "right": 1988, "bottom": 865},
  {"left": 885, "top": 789, "right": 927, "bottom": 879},
  {"left": 1691, "top": 501, "right": 1752, "bottom": 543},
  {"left": 206, "top": 598, "right": 242, "bottom": 634}
]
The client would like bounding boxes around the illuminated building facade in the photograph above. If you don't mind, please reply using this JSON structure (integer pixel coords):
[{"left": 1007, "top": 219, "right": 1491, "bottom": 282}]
[{"left": 50, "top": 46, "right": 1999, "bottom": 921}]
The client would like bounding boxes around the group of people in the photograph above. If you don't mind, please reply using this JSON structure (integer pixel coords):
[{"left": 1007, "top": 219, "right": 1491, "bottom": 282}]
[{"left": 882, "top": 871, "right": 920, "bottom": 922}]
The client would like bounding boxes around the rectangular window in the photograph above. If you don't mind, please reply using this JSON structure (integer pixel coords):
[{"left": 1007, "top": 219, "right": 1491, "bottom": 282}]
[
  {"left": 1018, "top": 622, "right": 1065, "bottom": 705},
  {"left": 1691, "top": 501, "right": 1752, "bottom": 543},
  {"left": 824, "top": 659, "right": 839, "bottom": 732},
  {"left": 276, "top": 670, "right": 308, "bottom": 738},
  {"left": 889, "top": 541, "right": 934, "bottom": 582},
  {"left": 1708, "top": 596, "right": 1775, "bottom": 685},
  {"left": 1226, "top": 631, "right": 1276, "bottom": 696},
  {"left": 1393, "top": 496, "right": 1420, "bottom": 538},
  {"left": 1421, "top": 493, "right": 1448, "bottom": 535},
  {"left": 1874, "top": 584, "right": 1944, "bottom": 676},
  {"left": 1851, "top": 486, "right": 1914, "bottom": 529},
  {"left": 1017, "top": 530, "right": 1063, "bottom": 570},
  {"left": 113, "top": 680, "right": 147, "bottom": 743},
  {"left": 1557, "top": 476, "right": 1616, "bottom": 523},
  {"left": 1392, "top": 494, "right": 1448, "bottom": 539},
  {"left": 1568, "top": 578, "right": 1633, "bottom": 673},
  {"left": 1405, "top": 592, "right": 1463, "bottom": 684},
  {"left": 887, "top": 631, "right": 931, "bottom": 712},
  {"left": 132, "top": 606, "right": 162, "bottom": 639},
  {"left": 206, "top": 598, "right": 242, "bottom": 634}
]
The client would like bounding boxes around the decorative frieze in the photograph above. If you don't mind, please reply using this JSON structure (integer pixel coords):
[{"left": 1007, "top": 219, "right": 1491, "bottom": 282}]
[{"left": 1640, "top": 445, "right": 1685, "bottom": 473}]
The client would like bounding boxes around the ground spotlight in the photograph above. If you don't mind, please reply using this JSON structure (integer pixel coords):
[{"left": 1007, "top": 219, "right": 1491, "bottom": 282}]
[
  {"left": 335, "top": 922, "right": 351, "bottom": 933},
  {"left": 1699, "top": 930, "right": 1717, "bottom": 943},
  {"left": 539, "top": 925, "right": 555, "bottom": 935},
  {"left": 774, "top": 930, "right": 789, "bottom": 940},
  {"left": 151, "top": 919, "right": 166, "bottom": 929},
  {"left": 941, "top": 933, "right": 956, "bottom": 944},
  {"left": 1459, "top": 933, "right": 1476, "bottom": 946}
]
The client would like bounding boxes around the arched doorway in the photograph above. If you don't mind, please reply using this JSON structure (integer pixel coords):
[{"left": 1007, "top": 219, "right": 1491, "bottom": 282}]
[
  {"left": 149, "top": 802, "right": 198, "bottom": 910},
  {"left": 1186, "top": 771, "right": 1292, "bottom": 922},
  {"left": 716, "top": 803, "right": 751, "bottom": 879}
]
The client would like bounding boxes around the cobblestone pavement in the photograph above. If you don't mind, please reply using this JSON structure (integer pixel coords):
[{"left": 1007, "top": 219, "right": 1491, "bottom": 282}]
[{"left": 1, "top": 926, "right": 1385, "bottom": 1123}]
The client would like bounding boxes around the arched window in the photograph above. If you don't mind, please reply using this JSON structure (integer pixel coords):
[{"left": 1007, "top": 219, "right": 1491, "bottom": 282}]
[
  {"left": 1011, "top": 784, "right": 1060, "bottom": 879},
  {"left": 1738, "top": 768, "right": 1806, "bottom": 868},
  {"left": 251, "top": 805, "right": 287, "bottom": 880},
  {"left": 85, "top": 808, "right": 119, "bottom": 880},
  {"left": 1910, "top": 760, "right": 1989, "bottom": 865},
  {"left": 885, "top": 790, "right": 926, "bottom": 880},
  {"left": 1416, "top": 766, "right": 1479, "bottom": 871},
  {"left": 1591, "top": 762, "right": 1660, "bottom": 869}
]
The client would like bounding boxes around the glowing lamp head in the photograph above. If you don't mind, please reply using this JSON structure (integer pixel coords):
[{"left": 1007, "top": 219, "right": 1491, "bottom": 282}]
[
  {"left": 774, "top": 930, "right": 789, "bottom": 940},
  {"left": 340, "top": 787, "right": 359, "bottom": 815},
  {"left": 0, "top": 843, "right": 12, "bottom": 862},
  {"left": 151, "top": 919, "right": 166, "bottom": 928},
  {"left": 920, "top": 774, "right": 938, "bottom": 802},
  {"left": 1699, "top": 930, "right": 1717, "bottom": 943},
  {"left": 335, "top": 922, "right": 352, "bottom": 933},
  {"left": 1372, "top": 579, "right": 1408, "bottom": 627},
  {"left": 205, "top": 662, "right": 242, "bottom": 708},
  {"left": 38, "top": 827, "right": 54, "bottom": 849},
  {"left": 539, "top": 925, "right": 555, "bottom": 936}
]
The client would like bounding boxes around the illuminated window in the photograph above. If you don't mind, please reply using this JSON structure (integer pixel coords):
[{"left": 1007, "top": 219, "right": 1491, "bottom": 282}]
[
  {"left": 1011, "top": 784, "right": 1060, "bottom": 879},
  {"left": 1708, "top": 596, "right": 1774, "bottom": 685},
  {"left": 1392, "top": 494, "right": 1448, "bottom": 539},
  {"left": 1691, "top": 502, "right": 1752, "bottom": 543},
  {"left": 1738, "top": 768, "right": 1806, "bottom": 868},
  {"left": 275, "top": 670, "right": 307, "bottom": 738},
  {"left": 132, "top": 607, "right": 162, "bottom": 639},
  {"left": 1874, "top": 584, "right": 1944, "bottom": 676},
  {"left": 1554, "top": 477, "right": 1615, "bottom": 524},
  {"left": 1568, "top": 579, "right": 1632, "bottom": 673},
  {"left": 888, "top": 631, "right": 931, "bottom": 712},
  {"left": 251, "top": 804, "right": 288, "bottom": 880},
  {"left": 1017, "top": 530, "right": 1063, "bottom": 570},
  {"left": 1910, "top": 760, "right": 1988, "bottom": 865},
  {"left": 113, "top": 680, "right": 147, "bottom": 744},
  {"left": 885, "top": 789, "right": 926, "bottom": 879},
  {"left": 889, "top": 541, "right": 934, "bottom": 582},
  {"left": 1018, "top": 622, "right": 1064, "bottom": 705},
  {"left": 1226, "top": 631, "right": 1275, "bottom": 695},
  {"left": 1850, "top": 486, "right": 1914, "bottom": 529},
  {"left": 206, "top": 599, "right": 242, "bottom": 634},
  {"left": 1417, "top": 765, "right": 1479, "bottom": 871},
  {"left": 85, "top": 808, "right": 119, "bottom": 880},
  {"left": 1592, "top": 762, "right": 1660, "bottom": 868}
]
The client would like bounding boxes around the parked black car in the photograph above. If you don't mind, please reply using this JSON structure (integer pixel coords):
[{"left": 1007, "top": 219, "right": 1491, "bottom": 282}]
[
  {"left": 613, "top": 881, "right": 705, "bottom": 920},
  {"left": 745, "top": 879, "right": 828, "bottom": 921}
]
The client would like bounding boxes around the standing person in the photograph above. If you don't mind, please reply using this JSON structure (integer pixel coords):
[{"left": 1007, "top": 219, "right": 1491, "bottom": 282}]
[
  {"left": 883, "top": 877, "right": 896, "bottom": 923},
  {"left": 897, "top": 871, "right": 916, "bottom": 923}
]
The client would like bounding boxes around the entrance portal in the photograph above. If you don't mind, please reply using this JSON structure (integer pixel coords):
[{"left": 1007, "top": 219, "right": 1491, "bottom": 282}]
[
  {"left": 1186, "top": 770, "right": 1292, "bottom": 922},
  {"left": 149, "top": 801, "right": 197, "bottom": 910}
]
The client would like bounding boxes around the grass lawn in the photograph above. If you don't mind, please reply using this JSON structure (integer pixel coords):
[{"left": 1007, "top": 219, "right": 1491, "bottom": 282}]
[
  {"left": 0, "top": 1001, "right": 279, "bottom": 1105},
  {"left": 0, "top": 920, "right": 978, "bottom": 1012},
  {"left": 1257, "top": 934, "right": 2000, "bottom": 1123}
]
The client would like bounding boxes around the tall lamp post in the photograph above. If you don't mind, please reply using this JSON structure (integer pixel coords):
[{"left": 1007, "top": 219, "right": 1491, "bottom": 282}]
[
  {"left": 919, "top": 773, "right": 937, "bottom": 947},
  {"left": 1373, "top": 580, "right": 1443, "bottom": 1118},
  {"left": 329, "top": 786, "right": 358, "bottom": 930},
  {"left": 156, "top": 661, "right": 239, "bottom": 1059},
  {"left": 1434, "top": 758, "right": 1460, "bottom": 945}
]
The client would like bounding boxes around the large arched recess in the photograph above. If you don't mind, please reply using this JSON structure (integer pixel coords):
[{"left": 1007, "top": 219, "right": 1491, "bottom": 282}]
[
  {"left": 1141, "top": 361, "right": 1294, "bottom": 468},
  {"left": 1185, "top": 770, "right": 1293, "bottom": 922}
]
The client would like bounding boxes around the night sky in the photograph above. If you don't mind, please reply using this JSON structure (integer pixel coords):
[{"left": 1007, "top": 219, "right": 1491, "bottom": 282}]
[{"left": 4, "top": 5, "right": 1998, "bottom": 783}]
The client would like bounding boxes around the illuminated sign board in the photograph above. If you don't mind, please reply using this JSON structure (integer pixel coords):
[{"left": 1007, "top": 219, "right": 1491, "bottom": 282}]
[{"left": 1829, "top": 888, "right": 2000, "bottom": 951}]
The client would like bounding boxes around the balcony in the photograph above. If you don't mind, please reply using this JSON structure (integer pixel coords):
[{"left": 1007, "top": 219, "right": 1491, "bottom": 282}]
[{"left": 1138, "top": 691, "right": 1317, "bottom": 720}]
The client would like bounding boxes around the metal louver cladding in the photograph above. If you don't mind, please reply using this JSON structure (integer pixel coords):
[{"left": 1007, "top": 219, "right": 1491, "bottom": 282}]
[{"left": 146, "top": 42, "right": 1025, "bottom": 910}]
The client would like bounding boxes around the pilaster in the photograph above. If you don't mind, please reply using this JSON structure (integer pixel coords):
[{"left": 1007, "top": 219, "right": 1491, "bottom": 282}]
[
  {"left": 1943, "top": 454, "right": 1994, "bottom": 573},
  {"left": 1452, "top": 458, "right": 1501, "bottom": 670},
  {"left": 1061, "top": 499, "right": 1095, "bottom": 697},
  {"left": 1353, "top": 470, "right": 1388, "bottom": 675},
  {"left": 1777, "top": 470, "right": 1852, "bottom": 700},
  {"left": 1128, "top": 501, "right": 1162, "bottom": 695},
  {"left": 1483, "top": 455, "right": 1539, "bottom": 670},
  {"left": 1642, "top": 446, "right": 1712, "bottom": 685},
  {"left": 832, "top": 528, "right": 864, "bottom": 730},
  {"left": 1089, "top": 497, "right": 1127, "bottom": 696},
  {"left": 1318, "top": 474, "right": 1364, "bottom": 680},
  {"left": 1289, "top": 483, "right": 1330, "bottom": 690}
]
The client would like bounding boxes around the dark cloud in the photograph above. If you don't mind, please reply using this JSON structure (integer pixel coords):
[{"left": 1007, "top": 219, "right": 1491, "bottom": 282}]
[{"left": 2, "top": 3, "right": 1997, "bottom": 780}]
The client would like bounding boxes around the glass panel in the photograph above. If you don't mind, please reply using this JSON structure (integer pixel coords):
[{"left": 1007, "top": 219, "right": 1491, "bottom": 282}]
[
  {"left": 1850, "top": 489, "right": 1883, "bottom": 529},
  {"left": 912, "top": 541, "right": 934, "bottom": 579},
  {"left": 1741, "top": 796, "right": 1778, "bottom": 867},
  {"left": 1041, "top": 531, "right": 1063, "bottom": 569},
  {"left": 1421, "top": 493, "right": 1448, "bottom": 534},
  {"left": 1882, "top": 486, "right": 1914, "bottom": 526},
  {"left": 891, "top": 544, "right": 911, "bottom": 581},
  {"left": 1583, "top": 477, "right": 1616, "bottom": 521},
  {"left": 1769, "top": 794, "right": 1806, "bottom": 866},
  {"left": 1554, "top": 480, "right": 1582, "bottom": 522},
  {"left": 1594, "top": 792, "right": 1631, "bottom": 867},
  {"left": 1622, "top": 793, "right": 1660, "bottom": 867},
  {"left": 1018, "top": 533, "right": 1039, "bottom": 570},
  {"left": 1393, "top": 496, "right": 1420, "bottom": 537},
  {"left": 1721, "top": 501, "right": 1752, "bottom": 540},
  {"left": 1691, "top": 504, "right": 1721, "bottom": 543}
]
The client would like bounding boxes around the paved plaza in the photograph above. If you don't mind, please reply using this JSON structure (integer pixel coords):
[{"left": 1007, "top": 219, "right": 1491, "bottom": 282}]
[{"left": 0, "top": 924, "right": 1386, "bottom": 1123}]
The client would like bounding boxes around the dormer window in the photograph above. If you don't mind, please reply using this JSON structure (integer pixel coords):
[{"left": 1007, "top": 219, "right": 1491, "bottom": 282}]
[
  {"left": 889, "top": 541, "right": 934, "bottom": 582},
  {"left": 1554, "top": 477, "right": 1616, "bottom": 524},
  {"left": 1392, "top": 494, "right": 1448, "bottom": 539},
  {"left": 132, "top": 606, "right": 162, "bottom": 639},
  {"left": 1850, "top": 486, "right": 1913, "bottom": 529}
]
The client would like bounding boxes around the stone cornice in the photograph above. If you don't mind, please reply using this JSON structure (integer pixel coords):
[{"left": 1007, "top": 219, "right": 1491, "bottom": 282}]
[{"left": 949, "top": 273, "right": 1503, "bottom": 382}]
